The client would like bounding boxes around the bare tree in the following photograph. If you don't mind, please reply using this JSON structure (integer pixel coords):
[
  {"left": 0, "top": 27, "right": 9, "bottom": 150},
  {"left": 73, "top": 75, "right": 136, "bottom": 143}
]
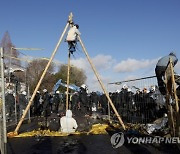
[
  {"left": 0, "top": 31, "right": 20, "bottom": 68},
  {"left": 26, "top": 59, "right": 55, "bottom": 93}
]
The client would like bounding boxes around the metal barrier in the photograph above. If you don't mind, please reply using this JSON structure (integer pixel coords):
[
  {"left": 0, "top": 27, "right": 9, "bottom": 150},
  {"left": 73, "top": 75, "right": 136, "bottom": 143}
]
[{"left": 108, "top": 76, "right": 166, "bottom": 124}]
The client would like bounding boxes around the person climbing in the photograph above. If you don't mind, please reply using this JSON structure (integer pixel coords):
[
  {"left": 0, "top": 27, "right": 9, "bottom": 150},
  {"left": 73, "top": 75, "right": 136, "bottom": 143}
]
[
  {"left": 66, "top": 24, "right": 81, "bottom": 54},
  {"left": 155, "top": 52, "right": 178, "bottom": 95}
]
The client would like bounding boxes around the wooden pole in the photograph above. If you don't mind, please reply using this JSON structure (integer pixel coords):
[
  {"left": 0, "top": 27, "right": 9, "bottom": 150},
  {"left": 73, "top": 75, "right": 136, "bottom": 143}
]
[
  {"left": 169, "top": 58, "right": 180, "bottom": 137},
  {"left": 78, "top": 36, "right": 126, "bottom": 130},
  {"left": 0, "top": 47, "right": 7, "bottom": 154},
  {"left": 165, "top": 62, "right": 176, "bottom": 136},
  {"left": 166, "top": 96, "right": 176, "bottom": 136},
  {"left": 13, "top": 22, "right": 70, "bottom": 134},
  {"left": 169, "top": 58, "right": 179, "bottom": 113},
  {"left": 66, "top": 51, "right": 71, "bottom": 110},
  {"left": 108, "top": 101, "right": 111, "bottom": 122}
]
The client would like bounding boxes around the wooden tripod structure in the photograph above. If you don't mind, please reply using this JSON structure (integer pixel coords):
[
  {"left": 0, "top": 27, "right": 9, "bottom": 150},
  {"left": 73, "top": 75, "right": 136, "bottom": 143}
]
[
  {"left": 8, "top": 13, "right": 125, "bottom": 136},
  {"left": 164, "top": 58, "right": 180, "bottom": 137}
]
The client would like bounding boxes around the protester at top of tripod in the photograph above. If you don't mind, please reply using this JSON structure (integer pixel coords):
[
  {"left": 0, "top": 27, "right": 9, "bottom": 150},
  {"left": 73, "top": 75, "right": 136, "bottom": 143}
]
[
  {"left": 66, "top": 24, "right": 81, "bottom": 41},
  {"left": 155, "top": 52, "right": 178, "bottom": 95},
  {"left": 66, "top": 24, "right": 81, "bottom": 54}
]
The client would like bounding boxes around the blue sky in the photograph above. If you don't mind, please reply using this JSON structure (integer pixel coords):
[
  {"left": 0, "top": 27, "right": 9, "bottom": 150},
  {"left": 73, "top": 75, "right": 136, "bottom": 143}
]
[{"left": 0, "top": 0, "right": 180, "bottom": 91}]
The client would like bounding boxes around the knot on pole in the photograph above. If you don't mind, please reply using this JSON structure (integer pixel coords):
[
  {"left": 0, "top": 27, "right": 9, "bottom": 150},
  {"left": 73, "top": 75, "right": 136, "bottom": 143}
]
[{"left": 68, "top": 12, "right": 73, "bottom": 24}]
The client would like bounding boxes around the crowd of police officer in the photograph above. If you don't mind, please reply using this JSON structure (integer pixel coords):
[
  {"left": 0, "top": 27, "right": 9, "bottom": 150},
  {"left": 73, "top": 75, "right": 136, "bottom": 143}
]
[{"left": 5, "top": 84, "right": 168, "bottom": 124}]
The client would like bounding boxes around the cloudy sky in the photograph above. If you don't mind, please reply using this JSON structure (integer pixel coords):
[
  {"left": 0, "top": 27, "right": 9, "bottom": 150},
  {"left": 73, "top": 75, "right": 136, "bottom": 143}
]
[{"left": 0, "top": 0, "right": 180, "bottom": 92}]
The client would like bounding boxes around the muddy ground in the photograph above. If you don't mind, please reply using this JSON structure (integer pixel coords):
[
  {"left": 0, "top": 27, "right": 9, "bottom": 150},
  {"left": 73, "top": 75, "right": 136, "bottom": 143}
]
[{"left": 5, "top": 115, "right": 180, "bottom": 154}]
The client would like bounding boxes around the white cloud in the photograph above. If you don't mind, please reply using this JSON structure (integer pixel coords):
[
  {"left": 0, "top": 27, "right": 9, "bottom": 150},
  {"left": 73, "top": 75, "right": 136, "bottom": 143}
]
[
  {"left": 113, "top": 58, "right": 158, "bottom": 73},
  {"left": 71, "top": 57, "right": 89, "bottom": 71},
  {"left": 71, "top": 54, "right": 115, "bottom": 73},
  {"left": 70, "top": 54, "right": 116, "bottom": 92},
  {"left": 92, "top": 54, "right": 115, "bottom": 70},
  {"left": 70, "top": 56, "right": 160, "bottom": 92},
  {"left": 86, "top": 74, "right": 111, "bottom": 92}
]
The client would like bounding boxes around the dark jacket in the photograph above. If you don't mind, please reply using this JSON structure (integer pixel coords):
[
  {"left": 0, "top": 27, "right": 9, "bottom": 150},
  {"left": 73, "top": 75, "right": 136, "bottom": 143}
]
[{"left": 156, "top": 53, "right": 178, "bottom": 68}]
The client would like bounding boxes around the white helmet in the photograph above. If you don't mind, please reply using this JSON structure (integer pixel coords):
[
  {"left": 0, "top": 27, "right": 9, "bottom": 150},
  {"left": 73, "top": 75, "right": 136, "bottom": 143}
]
[
  {"left": 22, "top": 91, "right": 26, "bottom": 95},
  {"left": 81, "top": 84, "right": 87, "bottom": 89},
  {"left": 56, "top": 91, "right": 60, "bottom": 94},
  {"left": 43, "top": 89, "right": 47, "bottom": 93},
  {"left": 115, "top": 89, "right": 120, "bottom": 93},
  {"left": 122, "top": 84, "right": 128, "bottom": 89},
  {"left": 7, "top": 89, "right": 13, "bottom": 94},
  {"left": 150, "top": 85, "right": 155, "bottom": 92}
]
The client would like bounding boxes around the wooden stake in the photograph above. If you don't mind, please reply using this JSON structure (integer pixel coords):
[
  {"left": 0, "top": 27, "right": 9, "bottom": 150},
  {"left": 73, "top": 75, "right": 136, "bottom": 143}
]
[
  {"left": 169, "top": 58, "right": 180, "bottom": 137},
  {"left": 165, "top": 61, "right": 176, "bottom": 136},
  {"left": 169, "top": 58, "right": 179, "bottom": 113},
  {"left": 78, "top": 36, "right": 126, "bottom": 130}
]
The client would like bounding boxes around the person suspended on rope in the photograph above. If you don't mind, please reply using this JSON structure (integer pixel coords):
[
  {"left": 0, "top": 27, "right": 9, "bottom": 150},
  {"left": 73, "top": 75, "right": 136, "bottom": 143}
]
[
  {"left": 66, "top": 24, "right": 81, "bottom": 54},
  {"left": 155, "top": 52, "right": 178, "bottom": 95}
]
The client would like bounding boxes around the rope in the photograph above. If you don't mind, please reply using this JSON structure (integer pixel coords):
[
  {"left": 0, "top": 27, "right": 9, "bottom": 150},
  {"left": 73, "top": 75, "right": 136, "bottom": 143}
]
[{"left": 109, "top": 75, "right": 156, "bottom": 85}]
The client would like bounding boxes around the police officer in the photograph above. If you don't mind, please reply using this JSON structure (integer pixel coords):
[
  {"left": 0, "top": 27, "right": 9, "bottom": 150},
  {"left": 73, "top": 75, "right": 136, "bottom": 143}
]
[
  {"left": 52, "top": 91, "right": 60, "bottom": 114},
  {"left": 5, "top": 90, "right": 15, "bottom": 121},
  {"left": 155, "top": 52, "right": 178, "bottom": 95},
  {"left": 19, "top": 91, "right": 28, "bottom": 118}
]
